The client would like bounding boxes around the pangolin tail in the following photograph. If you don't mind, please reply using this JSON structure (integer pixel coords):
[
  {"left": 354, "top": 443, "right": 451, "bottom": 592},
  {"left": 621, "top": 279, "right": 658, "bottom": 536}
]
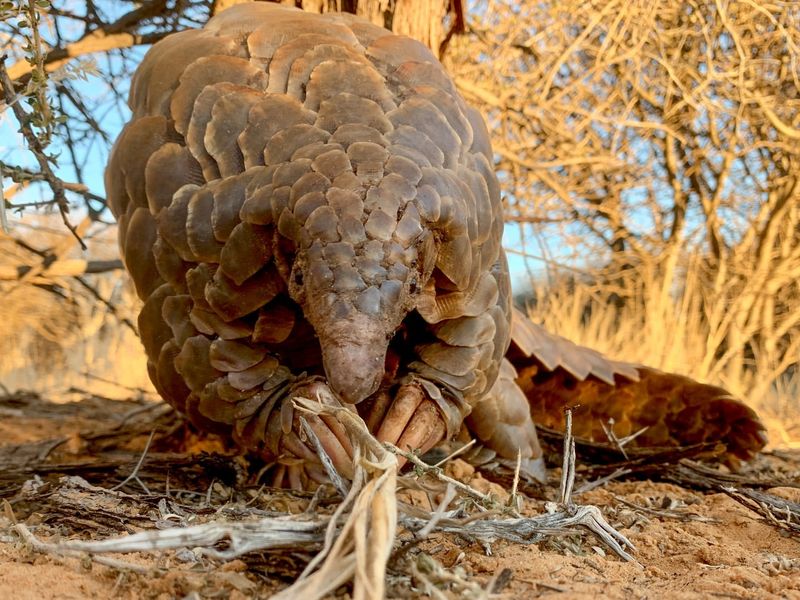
[{"left": 507, "top": 308, "right": 768, "bottom": 463}]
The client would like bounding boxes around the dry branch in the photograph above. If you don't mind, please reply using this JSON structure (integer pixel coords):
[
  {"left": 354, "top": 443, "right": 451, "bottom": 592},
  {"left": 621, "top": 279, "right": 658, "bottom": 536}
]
[
  {"left": 16, "top": 515, "right": 327, "bottom": 557},
  {"left": 0, "top": 258, "right": 122, "bottom": 280},
  {"left": 0, "top": 57, "right": 84, "bottom": 248},
  {"left": 448, "top": 0, "right": 800, "bottom": 412},
  {"left": 721, "top": 486, "right": 800, "bottom": 537},
  {"left": 7, "top": 1, "right": 173, "bottom": 83},
  {"left": 7, "top": 395, "right": 642, "bottom": 599}
]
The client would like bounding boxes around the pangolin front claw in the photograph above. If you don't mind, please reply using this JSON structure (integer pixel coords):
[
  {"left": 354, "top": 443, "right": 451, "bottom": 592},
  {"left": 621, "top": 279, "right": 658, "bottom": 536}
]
[
  {"left": 259, "top": 379, "right": 356, "bottom": 488},
  {"left": 361, "top": 381, "right": 455, "bottom": 468}
]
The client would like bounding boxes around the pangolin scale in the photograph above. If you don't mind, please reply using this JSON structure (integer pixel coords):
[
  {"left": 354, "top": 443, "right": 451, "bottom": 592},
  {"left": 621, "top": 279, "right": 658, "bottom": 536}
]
[{"left": 105, "top": 4, "right": 766, "bottom": 488}]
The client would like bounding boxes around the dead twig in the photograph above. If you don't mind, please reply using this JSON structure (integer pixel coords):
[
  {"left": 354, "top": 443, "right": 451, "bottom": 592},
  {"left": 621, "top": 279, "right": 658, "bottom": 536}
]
[
  {"left": 559, "top": 408, "right": 577, "bottom": 505},
  {"left": 14, "top": 517, "right": 325, "bottom": 559},
  {"left": 0, "top": 162, "right": 8, "bottom": 234},
  {"left": 721, "top": 486, "right": 800, "bottom": 537},
  {"left": 600, "top": 420, "right": 648, "bottom": 460},
  {"left": 574, "top": 467, "right": 633, "bottom": 496},
  {"left": 111, "top": 430, "right": 156, "bottom": 494},
  {"left": 14, "top": 523, "right": 152, "bottom": 573},
  {"left": 611, "top": 495, "right": 720, "bottom": 523},
  {"left": 386, "top": 443, "right": 495, "bottom": 506},
  {"left": 431, "top": 439, "right": 476, "bottom": 468}
]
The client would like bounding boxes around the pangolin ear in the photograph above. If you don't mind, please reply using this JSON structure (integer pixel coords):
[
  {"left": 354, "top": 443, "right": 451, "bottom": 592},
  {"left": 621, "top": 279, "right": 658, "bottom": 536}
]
[
  {"left": 417, "top": 230, "right": 437, "bottom": 284},
  {"left": 287, "top": 262, "right": 306, "bottom": 305}
]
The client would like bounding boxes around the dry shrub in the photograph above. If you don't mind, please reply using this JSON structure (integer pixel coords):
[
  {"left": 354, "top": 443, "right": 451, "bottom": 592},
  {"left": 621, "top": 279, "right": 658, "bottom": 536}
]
[
  {"left": 519, "top": 256, "right": 799, "bottom": 448},
  {"left": 446, "top": 0, "right": 799, "bottom": 444},
  {"left": 0, "top": 217, "right": 151, "bottom": 396}
]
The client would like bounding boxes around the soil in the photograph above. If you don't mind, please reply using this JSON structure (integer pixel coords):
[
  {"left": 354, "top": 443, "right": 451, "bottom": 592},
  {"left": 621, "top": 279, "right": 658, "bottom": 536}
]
[{"left": 0, "top": 392, "right": 798, "bottom": 599}]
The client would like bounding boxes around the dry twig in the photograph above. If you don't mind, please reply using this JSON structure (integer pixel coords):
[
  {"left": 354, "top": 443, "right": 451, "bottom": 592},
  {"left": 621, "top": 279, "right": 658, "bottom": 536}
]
[{"left": 8, "top": 395, "right": 642, "bottom": 600}]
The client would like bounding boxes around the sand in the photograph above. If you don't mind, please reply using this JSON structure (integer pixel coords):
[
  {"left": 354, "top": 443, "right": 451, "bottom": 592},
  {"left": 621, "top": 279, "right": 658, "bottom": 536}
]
[{"left": 1, "top": 393, "right": 798, "bottom": 599}]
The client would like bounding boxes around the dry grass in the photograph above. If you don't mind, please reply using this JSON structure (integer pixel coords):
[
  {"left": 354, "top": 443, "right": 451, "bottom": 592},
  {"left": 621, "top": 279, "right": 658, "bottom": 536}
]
[
  {"left": 517, "top": 255, "right": 800, "bottom": 449},
  {"left": 0, "top": 218, "right": 151, "bottom": 398},
  {"left": 1, "top": 394, "right": 643, "bottom": 600}
]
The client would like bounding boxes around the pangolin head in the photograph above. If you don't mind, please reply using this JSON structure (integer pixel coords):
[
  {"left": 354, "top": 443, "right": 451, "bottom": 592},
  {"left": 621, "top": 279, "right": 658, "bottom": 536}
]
[{"left": 287, "top": 194, "right": 432, "bottom": 405}]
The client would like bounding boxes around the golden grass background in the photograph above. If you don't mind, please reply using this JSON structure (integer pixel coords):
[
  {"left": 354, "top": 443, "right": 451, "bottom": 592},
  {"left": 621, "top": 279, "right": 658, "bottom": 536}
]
[{"left": 1, "top": 217, "right": 796, "bottom": 449}]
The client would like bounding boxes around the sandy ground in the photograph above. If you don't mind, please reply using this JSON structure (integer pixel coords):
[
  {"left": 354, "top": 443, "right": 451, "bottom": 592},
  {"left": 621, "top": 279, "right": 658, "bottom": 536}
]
[
  {"left": 0, "top": 393, "right": 798, "bottom": 599},
  {"left": 421, "top": 480, "right": 800, "bottom": 599}
]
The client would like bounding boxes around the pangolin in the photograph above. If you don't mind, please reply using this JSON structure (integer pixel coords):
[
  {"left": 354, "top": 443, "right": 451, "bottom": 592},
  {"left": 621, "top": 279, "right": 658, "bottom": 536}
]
[{"left": 105, "top": 3, "right": 766, "bottom": 488}]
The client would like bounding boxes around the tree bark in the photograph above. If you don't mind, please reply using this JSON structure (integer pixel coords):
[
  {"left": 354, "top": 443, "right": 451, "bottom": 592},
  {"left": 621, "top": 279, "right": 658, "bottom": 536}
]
[{"left": 211, "top": 0, "right": 454, "bottom": 54}]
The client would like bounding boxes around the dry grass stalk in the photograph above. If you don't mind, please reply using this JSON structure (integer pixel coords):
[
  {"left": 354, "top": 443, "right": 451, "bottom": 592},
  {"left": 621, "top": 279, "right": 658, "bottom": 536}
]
[
  {"left": 275, "top": 398, "right": 399, "bottom": 600},
  {"left": 387, "top": 443, "right": 495, "bottom": 505},
  {"left": 10, "top": 395, "right": 643, "bottom": 598}
]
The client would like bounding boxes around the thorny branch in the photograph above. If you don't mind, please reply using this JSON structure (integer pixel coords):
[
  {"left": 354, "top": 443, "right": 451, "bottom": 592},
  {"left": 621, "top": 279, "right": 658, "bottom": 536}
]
[
  {"left": 6, "top": 0, "right": 175, "bottom": 83},
  {"left": 1, "top": 160, "right": 107, "bottom": 208},
  {"left": 0, "top": 56, "right": 85, "bottom": 248}
]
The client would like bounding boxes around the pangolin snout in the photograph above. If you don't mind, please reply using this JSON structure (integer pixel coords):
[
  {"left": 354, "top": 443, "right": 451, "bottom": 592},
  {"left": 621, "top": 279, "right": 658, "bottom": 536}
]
[
  {"left": 296, "top": 246, "right": 412, "bottom": 403},
  {"left": 308, "top": 304, "right": 393, "bottom": 404},
  {"left": 322, "top": 340, "right": 386, "bottom": 404}
]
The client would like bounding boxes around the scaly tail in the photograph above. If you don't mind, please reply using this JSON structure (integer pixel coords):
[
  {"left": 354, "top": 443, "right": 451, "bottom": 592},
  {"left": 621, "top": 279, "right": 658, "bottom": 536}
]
[{"left": 507, "top": 308, "right": 767, "bottom": 463}]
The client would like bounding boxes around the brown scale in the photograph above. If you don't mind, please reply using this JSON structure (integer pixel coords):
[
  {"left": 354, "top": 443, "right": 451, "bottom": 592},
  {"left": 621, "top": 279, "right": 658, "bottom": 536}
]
[{"left": 106, "top": 4, "right": 766, "bottom": 489}]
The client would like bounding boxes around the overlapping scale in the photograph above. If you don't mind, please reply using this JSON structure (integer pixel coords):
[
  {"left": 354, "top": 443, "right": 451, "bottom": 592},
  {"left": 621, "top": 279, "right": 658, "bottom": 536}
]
[
  {"left": 124, "top": 207, "right": 163, "bottom": 299},
  {"left": 171, "top": 55, "right": 268, "bottom": 136},
  {"left": 129, "top": 30, "right": 245, "bottom": 118},
  {"left": 144, "top": 144, "right": 204, "bottom": 215},
  {"left": 206, "top": 89, "right": 264, "bottom": 177},
  {"left": 107, "top": 3, "right": 578, "bottom": 476}
]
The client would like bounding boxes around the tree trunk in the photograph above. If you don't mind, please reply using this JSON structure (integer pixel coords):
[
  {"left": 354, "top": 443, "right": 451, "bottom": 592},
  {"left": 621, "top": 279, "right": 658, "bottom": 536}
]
[{"left": 211, "top": 0, "right": 452, "bottom": 54}]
